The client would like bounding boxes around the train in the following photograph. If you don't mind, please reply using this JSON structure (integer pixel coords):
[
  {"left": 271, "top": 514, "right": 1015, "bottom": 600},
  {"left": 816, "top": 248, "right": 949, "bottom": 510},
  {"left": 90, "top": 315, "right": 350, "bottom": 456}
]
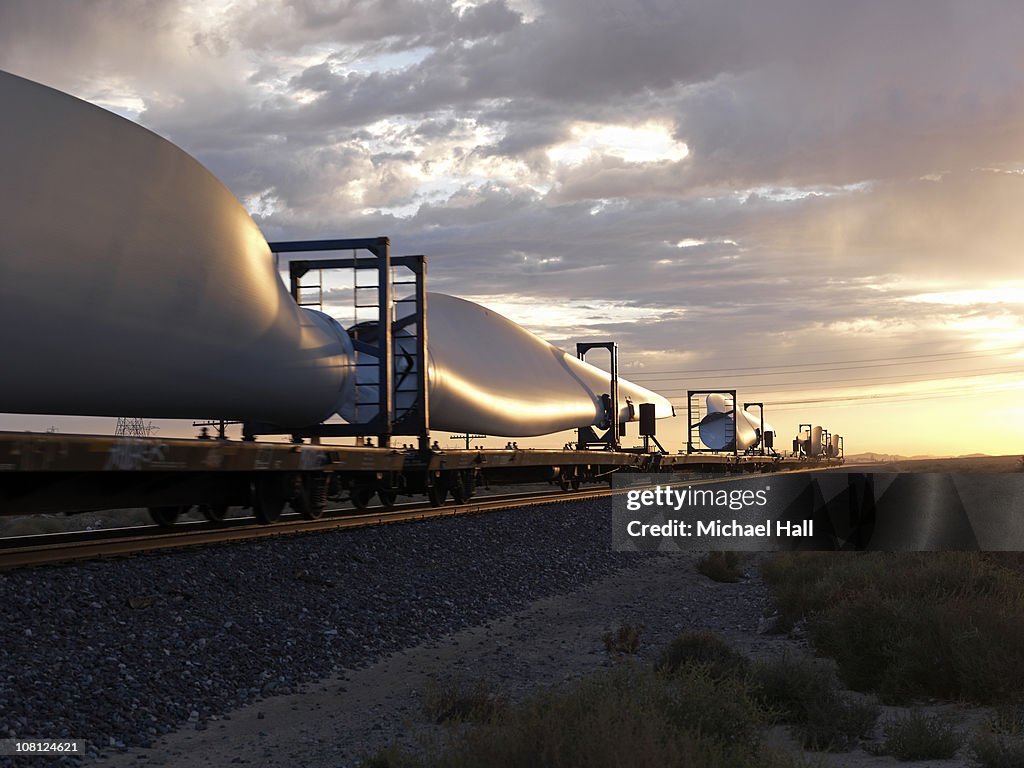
[
  {"left": 0, "top": 70, "right": 842, "bottom": 527},
  {"left": 0, "top": 427, "right": 842, "bottom": 526}
]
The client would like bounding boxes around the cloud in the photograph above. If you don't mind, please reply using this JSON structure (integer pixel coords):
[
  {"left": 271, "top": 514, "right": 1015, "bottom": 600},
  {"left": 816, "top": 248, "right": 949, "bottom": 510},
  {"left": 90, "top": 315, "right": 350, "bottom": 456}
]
[{"left": 1, "top": 0, "right": 1022, "bottom": 452}]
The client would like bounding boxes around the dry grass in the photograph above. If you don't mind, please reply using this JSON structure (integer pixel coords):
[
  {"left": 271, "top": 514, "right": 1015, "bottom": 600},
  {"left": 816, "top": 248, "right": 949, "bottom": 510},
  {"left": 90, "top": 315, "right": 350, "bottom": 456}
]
[{"left": 602, "top": 621, "right": 644, "bottom": 656}]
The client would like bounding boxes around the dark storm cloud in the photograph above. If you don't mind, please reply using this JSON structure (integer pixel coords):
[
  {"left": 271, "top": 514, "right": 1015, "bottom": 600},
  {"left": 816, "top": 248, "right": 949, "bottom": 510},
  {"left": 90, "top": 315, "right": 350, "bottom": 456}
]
[{"left": 230, "top": 0, "right": 455, "bottom": 52}]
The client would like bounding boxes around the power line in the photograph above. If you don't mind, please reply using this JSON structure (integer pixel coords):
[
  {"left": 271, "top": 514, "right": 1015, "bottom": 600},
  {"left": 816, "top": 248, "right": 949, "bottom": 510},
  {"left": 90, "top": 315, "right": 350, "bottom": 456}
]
[
  {"left": 630, "top": 347, "right": 1024, "bottom": 382},
  {"left": 630, "top": 336, "right": 1002, "bottom": 365},
  {"left": 626, "top": 344, "right": 1024, "bottom": 379},
  {"left": 764, "top": 385, "right": 1022, "bottom": 411},
  {"left": 668, "top": 382, "right": 1023, "bottom": 410},
  {"left": 768, "top": 384, "right": 1019, "bottom": 406},
  {"left": 650, "top": 365, "right": 1024, "bottom": 395}
]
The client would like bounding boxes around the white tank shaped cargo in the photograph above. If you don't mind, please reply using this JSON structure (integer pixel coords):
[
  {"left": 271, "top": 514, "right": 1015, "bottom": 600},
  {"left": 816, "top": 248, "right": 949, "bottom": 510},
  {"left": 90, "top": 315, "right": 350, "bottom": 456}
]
[
  {"left": 343, "top": 293, "right": 675, "bottom": 437},
  {"left": 698, "top": 394, "right": 774, "bottom": 451},
  {"left": 811, "top": 426, "right": 824, "bottom": 457},
  {"left": 0, "top": 70, "right": 353, "bottom": 428}
]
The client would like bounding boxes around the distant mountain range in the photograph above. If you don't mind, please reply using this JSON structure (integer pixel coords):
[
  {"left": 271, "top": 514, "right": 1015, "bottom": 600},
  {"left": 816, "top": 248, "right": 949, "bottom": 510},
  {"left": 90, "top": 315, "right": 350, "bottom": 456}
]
[
  {"left": 845, "top": 452, "right": 992, "bottom": 462},
  {"left": 846, "top": 452, "right": 928, "bottom": 462}
]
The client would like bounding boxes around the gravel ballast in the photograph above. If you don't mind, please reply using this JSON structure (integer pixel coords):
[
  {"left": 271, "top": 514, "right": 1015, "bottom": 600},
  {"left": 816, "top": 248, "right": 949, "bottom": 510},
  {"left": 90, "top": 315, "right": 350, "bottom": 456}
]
[{"left": 0, "top": 498, "right": 671, "bottom": 764}]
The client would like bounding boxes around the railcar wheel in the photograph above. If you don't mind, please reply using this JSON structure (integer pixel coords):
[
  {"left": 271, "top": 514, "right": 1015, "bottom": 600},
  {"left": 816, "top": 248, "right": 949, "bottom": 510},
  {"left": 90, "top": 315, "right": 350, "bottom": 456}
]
[
  {"left": 571, "top": 476, "right": 581, "bottom": 491},
  {"left": 252, "top": 477, "right": 287, "bottom": 524},
  {"left": 201, "top": 504, "right": 229, "bottom": 524},
  {"left": 557, "top": 469, "right": 571, "bottom": 492},
  {"left": 351, "top": 486, "right": 374, "bottom": 511},
  {"left": 293, "top": 475, "right": 327, "bottom": 520},
  {"left": 149, "top": 505, "right": 185, "bottom": 528},
  {"left": 326, "top": 474, "right": 343, "bottom": 500},
  {"left": 448, "top": 470, "right": 476, "bottom": 503},
  {"left": 462, "top": 470, "right": 476, "bottom": 500},
  {"left": 449, "top": 472, "right": 469, "bottom": 504},
  {"left": 427, "top": 482, "right": 448, "bottom": 507},
  {"left": 377, "top": 489, "right": 398, "bottom": 509}
]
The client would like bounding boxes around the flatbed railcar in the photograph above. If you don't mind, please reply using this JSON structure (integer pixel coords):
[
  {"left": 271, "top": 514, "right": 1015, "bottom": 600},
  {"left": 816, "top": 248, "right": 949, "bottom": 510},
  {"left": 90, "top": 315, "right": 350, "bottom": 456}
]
[{"left": 0, "top": 430, "right": 841, "bottom": 527}]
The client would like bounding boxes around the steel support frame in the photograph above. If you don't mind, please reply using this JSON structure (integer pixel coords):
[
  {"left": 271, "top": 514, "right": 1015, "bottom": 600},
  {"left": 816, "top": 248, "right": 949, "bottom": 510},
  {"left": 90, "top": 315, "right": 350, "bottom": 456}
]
[
  {"left": 686, "top": 389, "right": 738, "bottom": 455},
  {"left": 576, "top": 341, "right": 619, "bottom": 451},
  {"left": 742, "top": 401, "right": 767, "bottom": 456},
  {"left": 797, "top": 422, "right": 813, "bottom": 458},
  {"left": 244, "top": 237, "right": 429, "bottom": 450}
]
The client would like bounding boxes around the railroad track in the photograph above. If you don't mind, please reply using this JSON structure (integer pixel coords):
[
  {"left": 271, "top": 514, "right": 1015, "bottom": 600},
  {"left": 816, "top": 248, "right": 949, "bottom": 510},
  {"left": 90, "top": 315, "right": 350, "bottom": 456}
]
[
  {"left": 0, "top": 465, "right": 856, "bottom": 570},
  {"left": 0, "top": 486, "right": 618, "bottom": 570}
]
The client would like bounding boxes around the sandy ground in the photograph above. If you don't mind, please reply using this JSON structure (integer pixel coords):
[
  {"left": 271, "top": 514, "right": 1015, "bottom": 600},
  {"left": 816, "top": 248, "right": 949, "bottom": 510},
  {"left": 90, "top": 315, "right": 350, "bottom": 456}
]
[{"left": 99, "top": 553, "right": 988, "bottom": 768}]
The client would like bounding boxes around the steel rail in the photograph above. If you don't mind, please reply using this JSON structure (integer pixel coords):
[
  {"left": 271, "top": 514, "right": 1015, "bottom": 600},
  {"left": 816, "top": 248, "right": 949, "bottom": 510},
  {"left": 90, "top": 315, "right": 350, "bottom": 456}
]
[
  {"left": 0, "top": 487, "right": 616, "bottom": 570},
  {"left": 0, "top": 466, "right": 851, "bottom": 570}
]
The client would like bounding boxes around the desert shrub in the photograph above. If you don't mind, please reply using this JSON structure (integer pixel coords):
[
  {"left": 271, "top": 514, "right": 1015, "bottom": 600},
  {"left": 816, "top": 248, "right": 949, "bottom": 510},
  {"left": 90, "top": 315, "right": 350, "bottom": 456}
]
[
  {"left": 752, "top": 654, "right": 838, "bottom": 720},
  {"left": 763, "top": 552, "right": 1024, "bottom": 703},
  {"left": 811, "top": 588, "right": 1024, "bottom": 704},
  {"left": 807, "top": 596, "right": 914, "bottom": 697},
  {"left": 880, "top": 710, "right": 963, "bottom": 761},
  {"left": 760, "top": 552, "right": 850, "bottom": 631},
  {"left": 752, "top": 655, "right": 878, "bottom": 752},
  {"left": 971, "top": 701, "right": 1024, "bottom": 768},
  {"left": 661, "top": 666, "right": 765, "bottom": 752},
  {"left": 655, "top": 630, "right": 749, "bottom": 679},
  {"left": 799, "top": 694, "right": 878, "bottom": 752},
  {"left": 972, "top": 734, "right": 1024, "bottom": 768},
  {"left": 422, "top": 678, "right": 505, "bottom": 724},
  {"left": 602, "top": 621, "right": 644, "bottom": 656},
  {"left": 696, "top": 551, "right": 743, "bottom": 582}
]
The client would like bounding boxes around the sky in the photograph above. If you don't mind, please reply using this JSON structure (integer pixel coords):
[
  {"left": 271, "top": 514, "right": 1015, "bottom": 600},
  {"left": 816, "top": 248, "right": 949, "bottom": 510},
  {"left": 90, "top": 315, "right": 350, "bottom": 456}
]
[{"left": 1, "top": 0, "right": 1022, "bottom": 456}]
